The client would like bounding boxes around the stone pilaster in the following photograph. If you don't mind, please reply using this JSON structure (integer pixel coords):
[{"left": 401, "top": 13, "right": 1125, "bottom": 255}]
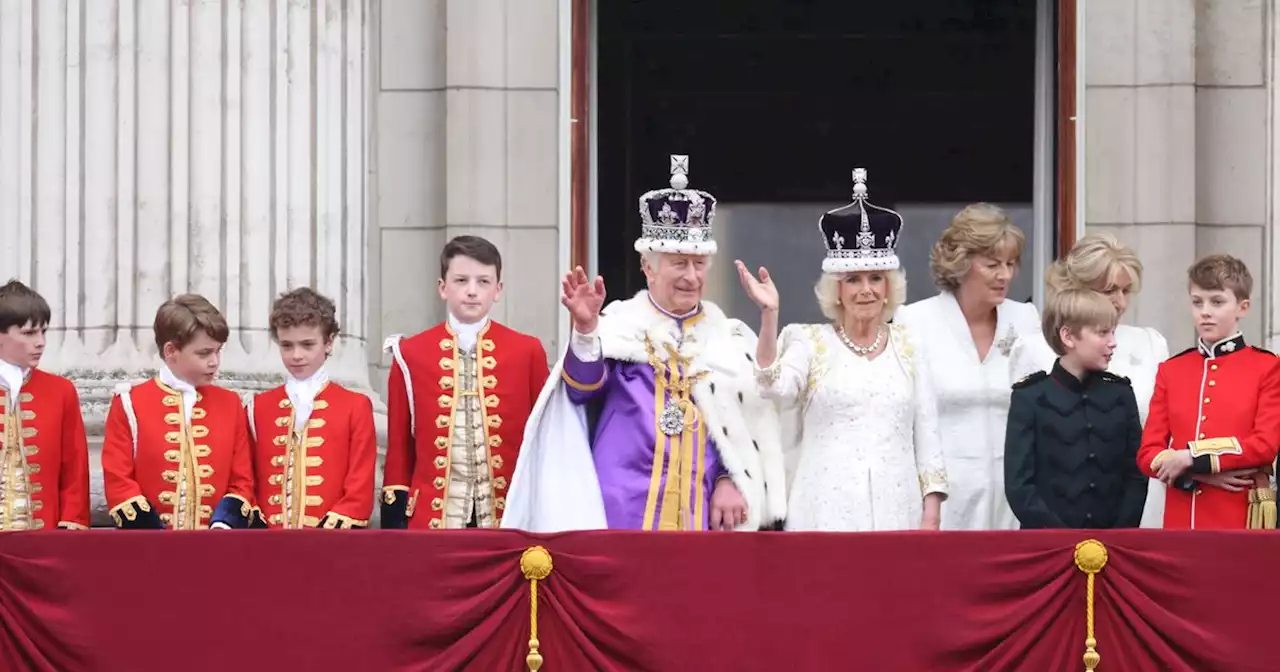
[
  {"left": 1084, "top": 0, "right": 1198, "bottom": 349},
  {"left": 1085, "top": 1, "right": 1275, "bottom": 350},
  {"left": 1194, "top": 0, "right": 1268, "bottom": 347},
  {"left": 0, "top": 0, "right": 375, "bottom": 525},
  {"left": 370, "top": 0, "right": 565, "bottom": 395}
]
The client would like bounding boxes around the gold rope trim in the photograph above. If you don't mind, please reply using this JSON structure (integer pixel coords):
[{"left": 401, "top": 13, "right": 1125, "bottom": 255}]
[
  {"left": 1073, "top": 539, "right": 1108, "bottom": 671},
  {"left": 521, "top": 546, "right": 553, "bottom": 671}
]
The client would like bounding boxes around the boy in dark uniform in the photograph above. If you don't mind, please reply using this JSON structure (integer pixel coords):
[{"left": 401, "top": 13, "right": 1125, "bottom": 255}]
[{"left": 1005, "top": 288, "right": 1146, "bottom": 529}]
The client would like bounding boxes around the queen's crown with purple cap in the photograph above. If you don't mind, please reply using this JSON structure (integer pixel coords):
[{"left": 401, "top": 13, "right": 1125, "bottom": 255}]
[{"left": 819, "top": 168, "right": 903, "bottom": 273}]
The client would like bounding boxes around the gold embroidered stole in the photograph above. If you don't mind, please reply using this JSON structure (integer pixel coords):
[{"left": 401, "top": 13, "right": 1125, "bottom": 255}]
[
  {"left": 0, "top": 388, "right": 35, "bottom": 530},
  {"left": 271, "top": 391, "right": 328, "bottom": 528},
  {"left": 642, "top": 338, "right": 710, "bottom": 531}
]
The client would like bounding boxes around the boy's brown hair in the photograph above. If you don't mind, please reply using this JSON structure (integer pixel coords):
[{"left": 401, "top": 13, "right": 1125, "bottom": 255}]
[
  {"left": 1042, "top": 288, "right": 1119, "bottom": 356},
  {"left": 1188, "top": 254, "right": 1253, "bottom": 301},
  {"left": 0, "top": 280, "right": 51, "bottom": 332},
  {"left": 269, "top": 287, "right": 340, "bottom": 341},
  {"left": 439, "top": 235, "right": 503, "bottom": 280},
  {"left": 153, "top": 294, "right": 229, "bottom": 352}
]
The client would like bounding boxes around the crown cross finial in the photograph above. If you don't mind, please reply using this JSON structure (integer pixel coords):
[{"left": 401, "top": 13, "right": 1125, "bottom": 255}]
[
  {"left": 670, "top": 154, "right": 690, "bottom": 190},
  {"left": 852, "top": 167, "right": 868, "bottom": 200}
]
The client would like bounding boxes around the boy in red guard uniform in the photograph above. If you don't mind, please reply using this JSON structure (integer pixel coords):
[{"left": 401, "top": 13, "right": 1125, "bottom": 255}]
[
  {"left": 102, "top": 295, "right": 256, "bottom": 529},
  {"left": 382, "top": 236, "right": 549, "bottom": 529},
  {"left": 245, "top": 288, "right": 376, "bottom": 528},
  {"left": 0, "top": 280, "right": 90, "bottom": 530},
  {"left": 1138, "top": 254, "right": 1280, "bottom": 529}
]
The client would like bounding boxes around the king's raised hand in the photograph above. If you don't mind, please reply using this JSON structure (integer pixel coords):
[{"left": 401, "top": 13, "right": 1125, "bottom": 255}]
[{"left": 561, "top": 266, "right": 606, "bottom": 333}]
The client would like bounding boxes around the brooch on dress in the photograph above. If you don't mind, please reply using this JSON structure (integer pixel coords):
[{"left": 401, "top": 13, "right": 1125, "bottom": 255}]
[{"left": 995, "top": 325, "right": 1018, "bottom": 358}]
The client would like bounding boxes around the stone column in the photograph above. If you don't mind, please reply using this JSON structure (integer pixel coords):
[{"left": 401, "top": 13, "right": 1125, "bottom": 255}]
[
  {"left": 1086, "top": 0, "right": 1273, "bottom": 350},
  {"left": 1084, "top": 0, "right": 1198, "bottom": 349},
  {"left": 1194, "top": 0, "right": 1269, "bottom": 346},
  {"left": 370, "top": 0, "right": 566, "bottom": 391},
  {"left": 0, "top": 0, "right": 374, "bottom": 524},
  {"left": 444, "top": 0, "right": 563, "bottom": 347}
]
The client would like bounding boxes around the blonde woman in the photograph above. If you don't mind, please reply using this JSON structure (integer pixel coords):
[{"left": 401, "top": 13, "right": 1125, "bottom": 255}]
[
  {"left": 736, "top": 170, "right": 947, "bottom": 531},
  {"left": 894, "top": 203, "right": 1042, "bottom": 531},
  {"left": 1011, "top": 232, "right": 1170, "bottom": 527}
]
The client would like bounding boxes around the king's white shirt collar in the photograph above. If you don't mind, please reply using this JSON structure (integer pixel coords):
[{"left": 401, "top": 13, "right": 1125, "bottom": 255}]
[
  {"left": 448, "top": 313, "right": 489, "bottom": 353},
  {"left": 285, "top": 366, "right": 329, "bottom": 431},
  {"left": 158, "top": 364, "right": 198, "bottom": 422},
  {"left": 0, "top": 359, "right": 28, "bottom": 398}
]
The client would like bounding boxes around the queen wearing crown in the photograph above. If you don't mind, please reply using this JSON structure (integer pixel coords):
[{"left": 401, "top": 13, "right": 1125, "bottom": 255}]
[
  {"left": 736, "top": 169, "right": 948, "bottom": 531},
  {"left": 502, "top": 155, "right": 788, "bottom": 532}
]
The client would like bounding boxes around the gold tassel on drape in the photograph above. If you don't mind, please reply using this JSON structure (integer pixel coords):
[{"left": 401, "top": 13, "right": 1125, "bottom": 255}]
[
  {"left": 521, "top": 546, "right": 554, "bottom": 671},
  {"left": 1073, "top": 540, "right": 1108, "bottom": 671}
]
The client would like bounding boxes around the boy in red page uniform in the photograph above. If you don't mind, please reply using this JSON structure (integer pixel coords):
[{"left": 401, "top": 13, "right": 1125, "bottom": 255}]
[
  {"left": 382, "top": 235, "right": 549, "bottom": 529},
  {"left": 246, "top": 288, "right": 376, "bottom": 528},
  {"left": 1138, "top": 254, "right": 1280, "bottom": 529},
  {"left": 101, "top": 295, "right": 256, "bottom": 529},
  {"left": 0, "top": 280, "right": 90, "bottom": 530}
]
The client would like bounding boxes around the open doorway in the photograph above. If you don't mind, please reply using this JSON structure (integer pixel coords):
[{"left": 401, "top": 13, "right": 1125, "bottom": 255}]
[{"left": 593, "top": 0, "right": 1055, "bottom": 328}]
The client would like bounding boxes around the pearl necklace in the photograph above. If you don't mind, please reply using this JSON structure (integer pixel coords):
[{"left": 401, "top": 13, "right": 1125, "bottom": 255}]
[{"left": 837, "top": 324, "right": 885, "bottom": 357}]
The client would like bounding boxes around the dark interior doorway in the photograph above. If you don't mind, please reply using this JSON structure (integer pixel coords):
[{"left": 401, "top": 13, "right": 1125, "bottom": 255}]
[{"left": 595, "top": 0, "right": 1043, "bottom": 299}]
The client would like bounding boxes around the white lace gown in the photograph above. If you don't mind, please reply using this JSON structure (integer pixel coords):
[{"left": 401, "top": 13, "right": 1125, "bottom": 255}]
[
  {"left": 757, "top": 323, "right": 948, "bottom": 531},
  {"left": 1010, "top": 323, "right": 1170, "bottom": 527}
]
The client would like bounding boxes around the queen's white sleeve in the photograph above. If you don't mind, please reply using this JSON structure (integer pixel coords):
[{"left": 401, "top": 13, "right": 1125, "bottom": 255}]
[
  {"left": 911, "top": 340, "right": 949, "bottom": 498},
  {"left": 755, "top": 324, "right": 813, "bottom": 405}
]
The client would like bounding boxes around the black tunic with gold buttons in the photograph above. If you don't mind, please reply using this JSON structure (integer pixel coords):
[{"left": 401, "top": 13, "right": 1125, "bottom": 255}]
[{"left": 1004, "top": 360, "right": 1147, "bottom": 529}]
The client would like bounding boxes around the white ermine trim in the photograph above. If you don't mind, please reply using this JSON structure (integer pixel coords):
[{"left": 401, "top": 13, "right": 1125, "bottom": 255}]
[
  {"left": 632, "top": 238, "right": 718, "bottom": 256},
  {"left": 244, "top": 394, "right": 257, "bottom": 442},
  {"left": 113, "top": 383, "right": 139, "bottom": 457},
  {"left": 383, "top": 335, "right": 416, "bottom": 437}
]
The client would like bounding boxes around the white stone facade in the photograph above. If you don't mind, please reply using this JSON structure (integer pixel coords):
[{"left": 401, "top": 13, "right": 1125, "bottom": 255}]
[
  {"left": 1084, "top": 0, "right": 1277, "bottom": 351},
  {"left": 0, "top": 0, "right": 567, "bottom": 524},
  {"left": 369, "top": 0, "right": 566, "bottom": 390}
]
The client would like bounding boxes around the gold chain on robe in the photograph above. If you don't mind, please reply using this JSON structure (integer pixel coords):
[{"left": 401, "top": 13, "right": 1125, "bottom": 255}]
[{"left": 642, "top": 338, "right": 708, "bottom": 531}]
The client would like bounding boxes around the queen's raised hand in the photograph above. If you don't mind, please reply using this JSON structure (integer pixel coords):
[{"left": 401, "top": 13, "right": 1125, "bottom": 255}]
[{"left": 735, "top": 260, "right": 778, "bottom": 313}]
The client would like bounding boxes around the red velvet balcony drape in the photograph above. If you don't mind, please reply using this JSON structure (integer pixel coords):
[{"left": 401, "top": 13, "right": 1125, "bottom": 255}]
[{"left": 0, "top": 530, "right": 1274, "bottom": 672}]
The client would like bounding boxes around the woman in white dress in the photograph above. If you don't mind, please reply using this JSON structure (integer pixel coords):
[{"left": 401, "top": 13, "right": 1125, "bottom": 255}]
[
  {"left": 735, "top": 170, "right": 947, "bottom": 531},
  {"left": 1010, "top": 232, "right": 1170, "bottom": 527},
  {"left": 894, "top": 204, "right": 1041, "bottom": 531}
]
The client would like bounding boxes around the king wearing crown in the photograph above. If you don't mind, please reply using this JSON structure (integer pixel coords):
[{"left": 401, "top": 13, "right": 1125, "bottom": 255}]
[{"left": 502, "top": 155, "right": 788, "bottom": 532}]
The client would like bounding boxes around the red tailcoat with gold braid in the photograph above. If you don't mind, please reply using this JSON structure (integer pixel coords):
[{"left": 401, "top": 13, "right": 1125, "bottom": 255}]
[
  {"left": 248, "top": 382, "right": 377, "bottom": 528},
  {"left": 0, "top": 370, "right": 90, "bottom": 530},
  {"left": 382, "top": 320, "right": 549, "bottom": 529},
  {"left": 101, "top": 379, "right": 255, "bottom": 529},
  {"left": 1137, "top": 335, "right": 1280, "bottom": 530}
]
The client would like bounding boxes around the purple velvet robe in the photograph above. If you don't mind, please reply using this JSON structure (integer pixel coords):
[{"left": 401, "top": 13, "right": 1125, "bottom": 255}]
[{"left": 561, "top": 317, "right": 727, "bottom": 531}]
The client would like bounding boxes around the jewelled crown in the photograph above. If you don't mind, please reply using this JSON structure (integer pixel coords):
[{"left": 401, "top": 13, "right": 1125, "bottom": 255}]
[
  {"left": 819, "top": 168, "right": 903, "bottom": 273},
  {"left": 635, "top": 154, "right": 718, "bottom": 256}
]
